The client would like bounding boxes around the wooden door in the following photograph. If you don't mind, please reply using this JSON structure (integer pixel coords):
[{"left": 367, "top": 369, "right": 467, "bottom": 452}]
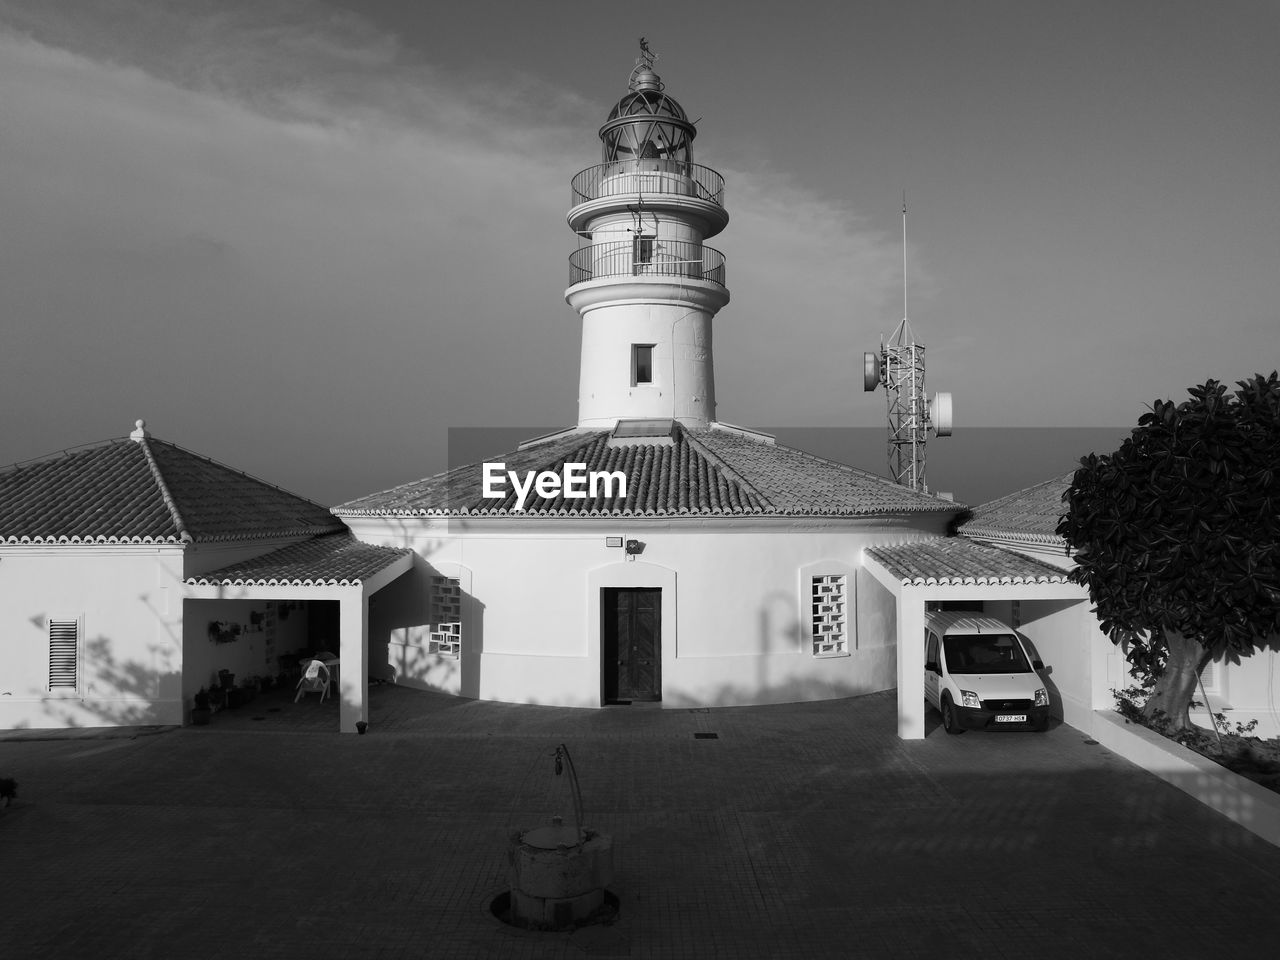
[{"left": 603, "top": 588, "right": 661, "bottom": 703}]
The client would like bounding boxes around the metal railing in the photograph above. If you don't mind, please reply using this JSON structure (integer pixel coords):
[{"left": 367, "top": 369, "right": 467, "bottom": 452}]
[
  {"left": 569, "top": 239, "right": 726, "bottom": 287},
  {"left": 570, "top": 161, "right": 725, "bottom": 207}
]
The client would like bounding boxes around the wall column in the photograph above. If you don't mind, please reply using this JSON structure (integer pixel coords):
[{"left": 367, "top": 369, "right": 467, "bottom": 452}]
[
  {"left": 338, "top": 589, "right": 368, "bottom": 734},
  {"left": 896, "top": 587, "right": 927, "bottom": 740}
]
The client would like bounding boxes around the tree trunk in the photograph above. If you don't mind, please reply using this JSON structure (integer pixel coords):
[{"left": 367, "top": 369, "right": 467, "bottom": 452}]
[{"left": 1141, "top": 630, "right": 1208, "bottom": 733}]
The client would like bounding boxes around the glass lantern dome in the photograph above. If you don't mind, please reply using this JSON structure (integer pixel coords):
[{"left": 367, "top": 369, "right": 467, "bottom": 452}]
[{"left": 598, "top": 67, "right": 696, "bottom": 167}]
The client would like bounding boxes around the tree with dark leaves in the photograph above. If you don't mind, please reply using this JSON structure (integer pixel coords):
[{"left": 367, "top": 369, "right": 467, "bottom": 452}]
[{"left": 1057, "top": 373, "right": 1280, "bottom": 732}]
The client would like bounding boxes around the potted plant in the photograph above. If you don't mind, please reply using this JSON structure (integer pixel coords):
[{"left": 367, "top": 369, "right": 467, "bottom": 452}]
[
  {"left": 191, "top": 688, "right": 211, "bottom": 726},
  {"left": 207, "top": 686, "right": 226, "bottom": 712}
]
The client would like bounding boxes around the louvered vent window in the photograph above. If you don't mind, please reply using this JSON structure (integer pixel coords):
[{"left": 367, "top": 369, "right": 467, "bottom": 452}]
[
  {"left": 48, "top": 619, "right": 80, "bottom": 690},
  {"left": 1200, "top": 659, "right": 1220, "bottom": 695},
  {"left": 429, "top": 577, "right": 461, "bottom": 658},
  {"left": 811, "top": 575, "right": 848, "bottom": 656}
]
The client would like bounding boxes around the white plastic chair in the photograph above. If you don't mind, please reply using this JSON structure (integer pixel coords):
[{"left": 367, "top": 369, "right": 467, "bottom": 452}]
[{"left": 294, "top": 659, "right": 331, "bottom": 703}]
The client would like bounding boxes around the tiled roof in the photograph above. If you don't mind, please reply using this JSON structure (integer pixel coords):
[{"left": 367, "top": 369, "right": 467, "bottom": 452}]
[
  {"left": 334, "top": 423, "right": 962, "bottom": 519},
  {"left": 187, "top": 533, "right": 411, "bottom": 587},
  {"left": 865, "top": 537, "right": 1071, "bottom": 586},
  {"left": 693, "top": 429, "right": 960, "bottom": 515},
  {"left": 959, "top": 472, "right": 1074, "bottom": 543},
  {"left": 0, "top": 436, "right": 344, "bottom": 545}
]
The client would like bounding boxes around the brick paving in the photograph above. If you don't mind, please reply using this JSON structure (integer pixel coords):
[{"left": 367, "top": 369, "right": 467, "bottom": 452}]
[{"left": 3, "top": 685, "right": 1280, "bottom": 959}]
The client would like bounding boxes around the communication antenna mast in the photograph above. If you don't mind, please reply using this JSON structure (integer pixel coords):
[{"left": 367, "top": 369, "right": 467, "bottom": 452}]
[{"left": 863, "top": 196, "right": 953, "bottom": 493}]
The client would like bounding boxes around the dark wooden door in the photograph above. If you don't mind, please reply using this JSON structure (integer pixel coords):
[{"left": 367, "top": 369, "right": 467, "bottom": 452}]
[{"left": 603, "top": 588, "right": 661, "bottom": 702}]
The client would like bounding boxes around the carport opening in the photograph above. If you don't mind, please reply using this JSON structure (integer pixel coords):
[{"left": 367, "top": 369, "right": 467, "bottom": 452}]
[
  {"left": 921, "top": 597, "right": 1073, "bottom": 734},
  {"left": 190, "top": 598, "right": 344, "bottom": 724}
]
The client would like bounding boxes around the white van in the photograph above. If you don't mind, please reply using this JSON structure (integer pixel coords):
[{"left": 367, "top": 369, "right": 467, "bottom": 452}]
[{"left": 924, "top": 612, "right": 1050, "bottom": 733}]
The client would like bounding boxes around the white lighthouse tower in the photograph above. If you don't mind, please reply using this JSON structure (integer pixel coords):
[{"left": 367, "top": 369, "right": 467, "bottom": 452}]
[{"left": 566, "top": 43, "right": 730, "bottom": 430}]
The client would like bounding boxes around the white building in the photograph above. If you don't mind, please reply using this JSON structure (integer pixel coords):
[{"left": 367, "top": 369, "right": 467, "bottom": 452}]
[
  {"left": 0, "top": 420, "right": 411, "bottom": 731},
  {"left": 335, "top": 55, "right": 962, "bottom": 711},
  {"left": 9, "top": 55, "right": 1267, "bottom": 739}
]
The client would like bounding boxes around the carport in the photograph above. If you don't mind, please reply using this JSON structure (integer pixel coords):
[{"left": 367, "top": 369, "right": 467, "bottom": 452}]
[
  {"left": 185, "top": 533, "right": 414, "bottom": 733},
  {"left": 863, "top": 538, "right": 1093, "bottom": 740}
]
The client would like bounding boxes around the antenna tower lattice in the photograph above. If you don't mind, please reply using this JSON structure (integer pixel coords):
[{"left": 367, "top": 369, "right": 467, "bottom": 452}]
[
  {"left": 882, "top": 318, "right": 930, "bottom": 491},
  {"left": 862, "top": 197, "right": 952, "bottom": 494}
]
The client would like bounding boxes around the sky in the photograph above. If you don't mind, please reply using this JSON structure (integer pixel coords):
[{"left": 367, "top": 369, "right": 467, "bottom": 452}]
[{"left": 1, "top": 0, "right": 1276, "bottom": 506}]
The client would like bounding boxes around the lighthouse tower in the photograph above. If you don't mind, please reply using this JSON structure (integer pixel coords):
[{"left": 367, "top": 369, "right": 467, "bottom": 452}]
[{"left": 566, "top": 44, "right": 730, "bottom": 430}]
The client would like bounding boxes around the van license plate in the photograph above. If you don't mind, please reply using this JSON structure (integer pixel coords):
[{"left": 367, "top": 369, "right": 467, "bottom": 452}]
[{"left": 995, "top": 714, "right": 1026, "bottom": 723}]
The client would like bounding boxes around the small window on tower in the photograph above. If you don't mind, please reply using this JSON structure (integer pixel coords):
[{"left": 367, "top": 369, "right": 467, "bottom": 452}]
[{"left": 632, "top": 344, "right": 654, "bottom": 385}]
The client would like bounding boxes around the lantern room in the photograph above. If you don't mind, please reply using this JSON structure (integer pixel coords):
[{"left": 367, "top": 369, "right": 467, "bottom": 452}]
[{"left": 598, "top": 64, "right": 697, "bottom": 167}]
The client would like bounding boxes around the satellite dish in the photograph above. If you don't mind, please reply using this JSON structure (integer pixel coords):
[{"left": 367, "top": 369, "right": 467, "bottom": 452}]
[
  {"left": 863, "top": 352, "right": 880, "bottom": 392},
  {"left": 931, "top": 392, "right": 953, "bottom": 437}
]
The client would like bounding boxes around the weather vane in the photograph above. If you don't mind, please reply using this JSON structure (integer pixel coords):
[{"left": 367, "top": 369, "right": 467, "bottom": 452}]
[
  {"left": 637, "top": 36, "right": 657, "bottom": 71},
  {"left": 629, "top": 37, "right": 661, "bottom": 90}
]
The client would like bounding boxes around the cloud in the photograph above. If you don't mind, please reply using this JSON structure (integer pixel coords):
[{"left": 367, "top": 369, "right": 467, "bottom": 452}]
[{"left": 0, "top": 6, "right": 910, "bottom": 501}]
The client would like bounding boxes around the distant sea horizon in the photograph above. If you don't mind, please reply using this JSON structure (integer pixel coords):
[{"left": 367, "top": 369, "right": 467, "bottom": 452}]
[{"left": 445, "top": 426, "right": 1133, "bottom": 509}]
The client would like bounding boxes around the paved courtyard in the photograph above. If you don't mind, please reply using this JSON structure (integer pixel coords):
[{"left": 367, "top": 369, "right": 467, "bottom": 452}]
[{"left": 3, "top": 685, "right": 1280, "bottom": 959}]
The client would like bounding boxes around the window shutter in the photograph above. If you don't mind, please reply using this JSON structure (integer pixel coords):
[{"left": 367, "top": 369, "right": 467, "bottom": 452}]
[{"left": 48, "top": 619, "right": 79, "bottom": 689}]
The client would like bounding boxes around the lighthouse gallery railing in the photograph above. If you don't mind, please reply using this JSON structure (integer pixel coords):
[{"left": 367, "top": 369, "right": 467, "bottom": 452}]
[
  {"left": 569, "top": 240, "right": 726, "bottom": 288},
  {"left": 570, "top": 161, "right": 725, "bottom": 207}
]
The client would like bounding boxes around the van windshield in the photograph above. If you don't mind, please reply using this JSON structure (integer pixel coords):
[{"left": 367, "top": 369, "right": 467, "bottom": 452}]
[{"left": 943, "top": 634, "right": 1031, "bottom": 674}]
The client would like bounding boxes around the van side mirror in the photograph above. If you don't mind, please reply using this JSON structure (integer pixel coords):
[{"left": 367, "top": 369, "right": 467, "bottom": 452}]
[
  {"left": 1033, "top": 659, "right": 1044, "bottom": 671},
  {"left": 925, "top": 661, "right": 941, "bottom": 675}
]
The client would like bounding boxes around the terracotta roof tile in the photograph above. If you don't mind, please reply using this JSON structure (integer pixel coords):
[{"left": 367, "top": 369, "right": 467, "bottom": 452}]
[
  {"left": 1, "top": 437, "right": 344, "bottom": 544},
  {"left": 960, "top": 472, "right": 1074, "bottom": 543},
  {"left": 692, "top": 429, "right": 959, "bottom": 516},
  {"left": 143, "top": 440, "right": 343, "bottom": 541},
  {"left": 334, "top": 423, "right": 961, "bottom": 519},
  {"left": 187, "top": 533, "right": 411, "bottom": 587},
  {"left": 866, "top": 538, "right": 1071, "bottom": 586}
]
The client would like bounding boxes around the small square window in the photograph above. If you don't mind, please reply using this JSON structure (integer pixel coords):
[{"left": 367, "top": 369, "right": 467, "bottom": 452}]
[{"left": 632, "top": 344, "right": 654, "bottom": 385}]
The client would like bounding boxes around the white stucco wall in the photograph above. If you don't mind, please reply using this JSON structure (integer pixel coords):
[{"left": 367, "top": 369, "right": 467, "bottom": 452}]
[
  {"left": 0, "top": 534, "right": 352, "bottom": 730},
  {"left": 0, "top": 544, "right": 186, "bottom": 729},
  {"left": 349, "top": 515, "right": 946, "bottom": 709},
  {"left": 1193, "top": 649, "right": 1280, "bottom": 739},
  {"left": 182, "top": 597, "right": 315, "bottom": 700},
  {"left": 1006, "top": 598, "right": 1107, "bottom": 731},
  {"left": 570, "top": 280, "right": 727, "bottom": 429}
]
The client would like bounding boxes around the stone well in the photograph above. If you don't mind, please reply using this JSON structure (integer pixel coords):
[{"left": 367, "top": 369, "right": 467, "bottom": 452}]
[{"left": 508, "top": 816, "right": 614, "bottom": 929}]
